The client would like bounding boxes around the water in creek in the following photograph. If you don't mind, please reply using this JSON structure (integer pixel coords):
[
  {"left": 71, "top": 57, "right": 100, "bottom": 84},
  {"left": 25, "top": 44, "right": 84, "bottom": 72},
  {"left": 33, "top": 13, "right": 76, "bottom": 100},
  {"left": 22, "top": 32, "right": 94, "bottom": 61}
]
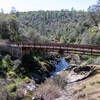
[{"left": 51, "top": 57, "right": 70, "bottom": 76}]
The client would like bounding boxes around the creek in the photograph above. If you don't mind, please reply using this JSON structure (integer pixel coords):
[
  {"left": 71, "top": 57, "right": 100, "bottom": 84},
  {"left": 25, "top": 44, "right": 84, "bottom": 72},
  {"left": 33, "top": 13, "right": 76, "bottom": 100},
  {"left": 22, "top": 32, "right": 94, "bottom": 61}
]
[{"left": 50, "top": 57, "right": 70, "bottom": 76}]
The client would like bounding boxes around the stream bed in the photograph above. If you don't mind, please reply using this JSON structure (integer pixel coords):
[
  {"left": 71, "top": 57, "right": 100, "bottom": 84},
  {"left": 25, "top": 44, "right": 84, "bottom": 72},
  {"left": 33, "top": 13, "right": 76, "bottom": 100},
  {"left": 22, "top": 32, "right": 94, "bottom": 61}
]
[{"left": 50, "top": 57, "right": 70, "bottom": 76}]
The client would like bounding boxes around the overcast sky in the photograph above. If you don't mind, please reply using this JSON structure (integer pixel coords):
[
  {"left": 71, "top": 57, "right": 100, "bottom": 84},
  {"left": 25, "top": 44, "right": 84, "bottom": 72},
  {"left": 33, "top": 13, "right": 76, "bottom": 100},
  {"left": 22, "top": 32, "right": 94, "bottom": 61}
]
[{"left": 0, "top": 0, "right": 97, "bottom": 13}]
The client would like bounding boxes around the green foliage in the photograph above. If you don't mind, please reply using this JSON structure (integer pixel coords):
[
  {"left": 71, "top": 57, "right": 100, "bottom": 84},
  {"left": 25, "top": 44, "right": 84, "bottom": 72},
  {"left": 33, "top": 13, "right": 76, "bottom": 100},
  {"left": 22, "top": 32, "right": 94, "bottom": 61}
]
[
  {"left": 0, "top": 58, "right": 11, "bottom": 76},
  {"left": 0, "top": 9, "right": 100, "bottom": 47},
  {"left": 87, "top": 57, "right": 94, "bottom": 64},
  {"left": 0, "top": 10, "right": 100, "bottom": 45},
  {"left": 17, "top": 10, "right": 100, "bottom": 45},
  {"left": 81, "top": 55, "right": 90, "bottom": 60},
  {"left": 0, "top": 14, "right": 20, "bottom": 41},
  {"left": 17, "top": 54, "right": 42, "bottom": 78},
  {"left": 0, "top": 54, "right": 17, "bottom": 77},
  {"left": 92, "top": 69, "right": 100, "bottom": 75},
  {"left": 89, "top": 27, "right": 98, "bottom": 33},
  {"left": 17, "top": 10, "right": 92, "bottom": 43},
  {"left": 93, "top": 57, "right": 100, "bottom": 65}
]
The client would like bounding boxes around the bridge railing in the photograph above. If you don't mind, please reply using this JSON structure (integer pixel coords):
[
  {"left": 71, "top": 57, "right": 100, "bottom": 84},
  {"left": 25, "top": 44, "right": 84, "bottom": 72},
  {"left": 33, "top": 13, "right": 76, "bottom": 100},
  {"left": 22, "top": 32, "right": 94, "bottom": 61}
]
[{"left": 10, "top": 42, "right": 100, "bottom": 50}]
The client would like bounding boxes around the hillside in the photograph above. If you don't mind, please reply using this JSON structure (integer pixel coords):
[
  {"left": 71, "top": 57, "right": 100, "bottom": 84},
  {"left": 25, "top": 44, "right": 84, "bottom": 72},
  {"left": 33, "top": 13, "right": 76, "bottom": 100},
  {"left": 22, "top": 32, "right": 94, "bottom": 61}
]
[
  {"left": 0, "top": 10, "right": 100, "bottom": 45},
  {"left": 17, "top": 10, "right": 100, "bottom": 45}
]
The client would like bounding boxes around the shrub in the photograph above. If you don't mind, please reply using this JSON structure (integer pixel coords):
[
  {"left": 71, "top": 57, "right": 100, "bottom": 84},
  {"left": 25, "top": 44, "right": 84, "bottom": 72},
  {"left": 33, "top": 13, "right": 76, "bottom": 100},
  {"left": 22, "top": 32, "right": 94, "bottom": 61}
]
[
  {"left": 93, "top": 57, "right": 100, "bottom": 65},
  {"left": 87, "top": 58, "right": 94, "bottom": 64},
  {"left": 81, "top": 55, "right": 90, "bottom": 60},
  {"left": 53, "top": 75, "right": 67, "bottom": 89},
  {"left": 19, "top": 54, "right": 42, "bottom": 76},
  {"left": 34, "top": 79, "right": 62, "bottom": 100},
  {"left": 23, "top": 76, "right": 29, "bottom": 82},
  {"left": 7, "top": 71, "right": 17, "bottom": 79}
]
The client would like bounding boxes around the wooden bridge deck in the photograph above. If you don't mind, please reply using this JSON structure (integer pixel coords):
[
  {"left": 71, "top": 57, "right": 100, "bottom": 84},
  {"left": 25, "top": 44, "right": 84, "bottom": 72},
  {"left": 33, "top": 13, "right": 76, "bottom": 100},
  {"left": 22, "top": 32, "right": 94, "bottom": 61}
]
[
  {"left": 10, "top": 42, "right": 100, "bottom": 56},
  {"left": 0, "top": 39, "right": 100, "bottom": 57}
]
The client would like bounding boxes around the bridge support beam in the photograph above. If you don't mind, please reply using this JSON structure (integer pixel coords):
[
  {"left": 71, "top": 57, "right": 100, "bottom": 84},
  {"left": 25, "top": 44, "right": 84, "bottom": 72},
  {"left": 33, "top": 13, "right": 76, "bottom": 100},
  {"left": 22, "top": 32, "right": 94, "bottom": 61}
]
[
  {"left": 10, "top": 46, "right": 22, "bottom": 59},
  {"left": 22, "top": 47, "right": 31, "bottom": 56},
  {"left": 58, "top": 50, "right": 64, "bottom": 54}
]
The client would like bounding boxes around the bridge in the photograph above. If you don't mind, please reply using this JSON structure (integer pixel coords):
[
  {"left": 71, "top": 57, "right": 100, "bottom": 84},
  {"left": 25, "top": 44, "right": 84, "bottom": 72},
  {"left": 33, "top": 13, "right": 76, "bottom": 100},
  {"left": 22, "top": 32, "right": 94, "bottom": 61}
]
[
  {"left": 0, "top": 40, "right": 100, "bottom": 58},
  {"left": 9, "top": 42, "right": 100, "bottom": 58}
]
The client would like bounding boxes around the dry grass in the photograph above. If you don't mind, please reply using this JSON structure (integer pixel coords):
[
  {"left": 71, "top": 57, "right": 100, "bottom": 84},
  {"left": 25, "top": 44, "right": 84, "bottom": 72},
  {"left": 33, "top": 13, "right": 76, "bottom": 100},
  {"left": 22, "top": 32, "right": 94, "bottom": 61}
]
[
  {"left": 71, "top": 74, "right": 100, "bottom": 100},
  {"left": 33, "top": 79, "right": 62, "bottom": 100},
  {"left": 32, "top": 70, "right": 68, "bottom": 100}
]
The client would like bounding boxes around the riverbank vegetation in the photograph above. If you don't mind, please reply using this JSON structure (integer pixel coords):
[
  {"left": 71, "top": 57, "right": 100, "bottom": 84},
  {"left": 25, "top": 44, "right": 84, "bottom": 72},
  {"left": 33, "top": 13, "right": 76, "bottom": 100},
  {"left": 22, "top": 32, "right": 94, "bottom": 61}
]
[{"left": 0, "top": 51, "right": 56, "bottom": 100}]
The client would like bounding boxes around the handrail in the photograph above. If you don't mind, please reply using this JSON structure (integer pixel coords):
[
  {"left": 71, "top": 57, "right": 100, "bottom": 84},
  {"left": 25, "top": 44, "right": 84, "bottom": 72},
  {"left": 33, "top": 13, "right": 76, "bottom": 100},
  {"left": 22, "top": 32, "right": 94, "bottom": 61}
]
[{"left": 10, "top": 42, "right": 100, "bottom": 50}]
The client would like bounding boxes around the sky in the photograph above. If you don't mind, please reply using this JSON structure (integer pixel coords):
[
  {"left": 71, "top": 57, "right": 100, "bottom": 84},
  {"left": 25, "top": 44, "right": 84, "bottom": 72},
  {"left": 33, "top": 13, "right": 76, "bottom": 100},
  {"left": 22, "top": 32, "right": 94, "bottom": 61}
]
[{"left": 0, "top": 0, "right": 98, "bottom": 13}]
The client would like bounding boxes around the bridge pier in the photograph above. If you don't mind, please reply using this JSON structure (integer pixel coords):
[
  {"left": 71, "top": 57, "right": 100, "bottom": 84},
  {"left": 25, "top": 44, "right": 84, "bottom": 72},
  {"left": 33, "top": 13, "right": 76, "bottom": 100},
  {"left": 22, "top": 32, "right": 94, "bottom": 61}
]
[
  {"left": 10, "top": 46, "right": 22, "bottom": 59},
  {"left": 22, "top": 47, "right": 31, "bottom": 55},
  {"left": 58, "top": 50, "right": 64, "bottom": 54}
]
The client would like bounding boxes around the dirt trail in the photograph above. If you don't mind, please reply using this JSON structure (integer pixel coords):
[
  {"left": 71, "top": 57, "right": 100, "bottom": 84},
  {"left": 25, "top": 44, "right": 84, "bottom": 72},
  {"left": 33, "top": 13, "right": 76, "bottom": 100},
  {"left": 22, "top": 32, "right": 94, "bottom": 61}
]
[
  {"left": 56, "top": 74, "right": 100, "bottom": 100},
  {"left": 56, "top": 65, "right": 100, "bottom": 100}
]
